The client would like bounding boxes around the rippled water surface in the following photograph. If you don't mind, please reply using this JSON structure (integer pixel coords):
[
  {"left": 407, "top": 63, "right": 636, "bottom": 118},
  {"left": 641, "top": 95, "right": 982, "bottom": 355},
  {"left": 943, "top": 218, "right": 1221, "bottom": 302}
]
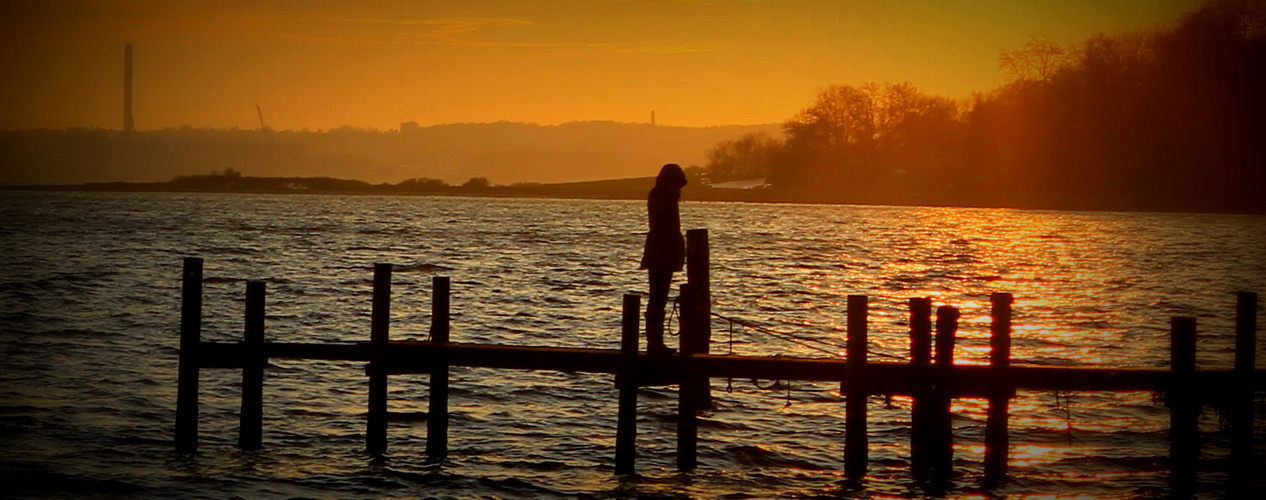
[{"left": 1, "top": 191, "right": 1264, "bottom": 498}]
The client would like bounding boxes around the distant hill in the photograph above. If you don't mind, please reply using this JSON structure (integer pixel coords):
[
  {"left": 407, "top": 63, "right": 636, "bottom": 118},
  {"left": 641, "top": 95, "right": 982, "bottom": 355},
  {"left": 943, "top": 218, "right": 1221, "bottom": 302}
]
[
  {"left": 296, "top": 121, "right": 780, "bottom": 184},
  {"left": 0, "top": 121, "right": 780, "bottom": 185}
]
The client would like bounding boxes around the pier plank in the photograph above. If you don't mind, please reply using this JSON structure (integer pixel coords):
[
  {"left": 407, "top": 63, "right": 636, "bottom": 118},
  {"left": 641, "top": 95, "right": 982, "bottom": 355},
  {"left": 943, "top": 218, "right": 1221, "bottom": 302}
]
[{"left": 198, "top": 341, "right": 1259, "bottom": 394}]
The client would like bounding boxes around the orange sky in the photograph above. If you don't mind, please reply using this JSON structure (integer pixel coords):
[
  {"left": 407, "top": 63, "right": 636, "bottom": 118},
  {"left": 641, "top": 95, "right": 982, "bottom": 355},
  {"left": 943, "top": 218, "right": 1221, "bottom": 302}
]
[{"left": 1, "top": 0, "right": 1203, "bottom": 131}]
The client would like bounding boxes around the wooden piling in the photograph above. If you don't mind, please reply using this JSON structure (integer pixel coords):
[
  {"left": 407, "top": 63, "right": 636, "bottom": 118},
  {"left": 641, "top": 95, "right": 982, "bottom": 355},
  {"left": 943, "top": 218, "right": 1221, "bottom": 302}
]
[
  {"left": 175, "top": 257, "right": 203, "bottom": 452},
  {"left": 366, "top": 263, "right": 391, "bottom": 455},
  {"left": 676, "top": 283, "right": 699, "bottom": 472},
  {"left": 427, "top": 276, "right": 451, "bottom": 460},
  {"left": 931, "top": 306, "right": 960, "bottom": 479},
  {"left": 683, "top": 229, "right": 713, "bottom": 411},
  {"left": 845, "top": 295, "right": 869, "bottom": 480},
  {"left": 616, "top": 294, "right": 640, "bottom": 475},
  {"left": 908, "top": 298, "right": 934, "bottom": 475},
  {"left": 1231, "top": 292, "right": 1256, "bottom": 492},
  {"left": 676, "top": 229, "right": 716, "bottom": 469},
  {"left": 238, "top": 280, "right": 266, "bottom": 450},
  {"left": 984, "top": 293, "right": 1013, "bottom": 484},
  {"left": 677, "top": 281, "right": 709, "bottom": 411},
  {"left": 684, "top": 229, "right": 711, "bottom": 355},
  {"left": 677, "top": 281, "right": 696, "bottom": 347},
  {"left": 910, "top": 298, "right": 933, "bottom": 365},
  {"left": 676, "top": 384, "right": 699, "bottom": 471},
  {"left": 1168, "top": 316, "right": 1198, "bottom": 492}
]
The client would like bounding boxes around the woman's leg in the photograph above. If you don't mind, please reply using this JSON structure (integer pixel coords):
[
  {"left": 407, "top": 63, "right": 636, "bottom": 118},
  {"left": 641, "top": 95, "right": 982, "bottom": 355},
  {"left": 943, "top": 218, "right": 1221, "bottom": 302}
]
[{"left": 646, "top": 269, "right": 672, "bottom": 351}]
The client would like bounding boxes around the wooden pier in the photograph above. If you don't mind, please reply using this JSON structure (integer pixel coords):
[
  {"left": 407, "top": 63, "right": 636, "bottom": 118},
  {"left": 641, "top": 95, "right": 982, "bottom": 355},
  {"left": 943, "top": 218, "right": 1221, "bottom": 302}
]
[{"left": 173, "top": 230, "right": 1263, "bottom": 493}]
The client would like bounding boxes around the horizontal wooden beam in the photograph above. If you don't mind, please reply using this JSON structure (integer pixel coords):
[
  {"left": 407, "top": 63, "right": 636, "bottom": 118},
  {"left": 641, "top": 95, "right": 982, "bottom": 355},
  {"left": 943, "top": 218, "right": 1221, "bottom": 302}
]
[
  {"left": 198, "top": 341, "right": 371, "bottom": 367},
  {"left": 195, "top": 340, "right": 1266, "bottom": 396},
  {"left": 386, "top": 341, "right": 624, "bottom": 374}
]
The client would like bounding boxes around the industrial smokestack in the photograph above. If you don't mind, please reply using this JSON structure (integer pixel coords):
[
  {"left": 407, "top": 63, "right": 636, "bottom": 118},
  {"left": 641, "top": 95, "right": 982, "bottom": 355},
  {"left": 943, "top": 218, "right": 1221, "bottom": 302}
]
[{"left": 124, "top": 43, "right": 133, "bottom": 135}]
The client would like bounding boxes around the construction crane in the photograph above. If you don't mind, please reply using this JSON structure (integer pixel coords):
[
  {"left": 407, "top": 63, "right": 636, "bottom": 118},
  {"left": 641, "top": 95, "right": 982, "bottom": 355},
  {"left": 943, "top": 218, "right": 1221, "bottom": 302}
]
[{"left": 255, "top": 103, "right": 268, "bottom": 131}]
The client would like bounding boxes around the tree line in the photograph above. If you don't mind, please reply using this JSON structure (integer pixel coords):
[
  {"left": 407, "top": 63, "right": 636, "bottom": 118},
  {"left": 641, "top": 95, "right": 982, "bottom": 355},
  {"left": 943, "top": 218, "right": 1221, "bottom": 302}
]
[
  {"left": 166, "top": 168, "right": 494, "bottom": 192},
  {"left": 705, "top": 0, "right": 1266, "bottom": 213}
]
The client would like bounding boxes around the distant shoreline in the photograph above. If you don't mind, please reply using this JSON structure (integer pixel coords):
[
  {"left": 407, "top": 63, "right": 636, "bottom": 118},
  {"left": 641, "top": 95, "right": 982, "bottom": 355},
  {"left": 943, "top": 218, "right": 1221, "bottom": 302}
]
[{"left": 3, "top": 176, "right": 1261, "bottom": 216}]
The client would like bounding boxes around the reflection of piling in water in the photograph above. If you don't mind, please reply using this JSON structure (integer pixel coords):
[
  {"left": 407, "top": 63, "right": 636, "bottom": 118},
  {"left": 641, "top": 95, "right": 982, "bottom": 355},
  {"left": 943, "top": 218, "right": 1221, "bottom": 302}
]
[{"left": 172, "top": 235, "right": 1262, "bottom": 494}]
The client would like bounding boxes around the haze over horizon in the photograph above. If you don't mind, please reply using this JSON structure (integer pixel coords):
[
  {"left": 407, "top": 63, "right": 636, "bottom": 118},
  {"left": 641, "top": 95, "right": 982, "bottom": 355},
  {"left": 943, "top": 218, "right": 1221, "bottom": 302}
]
[{"left": 3, "top": 0, "right": 1202, "bottom": 132}]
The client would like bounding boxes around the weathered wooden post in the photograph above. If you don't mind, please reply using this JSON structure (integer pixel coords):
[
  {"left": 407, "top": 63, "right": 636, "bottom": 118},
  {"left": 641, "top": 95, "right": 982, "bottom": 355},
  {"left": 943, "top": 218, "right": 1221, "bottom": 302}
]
[
  {"left": 676, "top": 284, "right": 699, "bottom": 472},
  {"left": 1231, "top": 292, "right": 1257, "bottom": 493},
  {"left": 427, "top": 276, "right": 451, "bottom": 460},
  {"left": 909, "top": 299, "right": 933, "bottom": 365},
  {"left": 908, "top": 297, "right": 934, "bottom": 475},
  {"left": 175, "top": 257, "right": 203, "bottom": 452},
  {"left": 931, "top": 306, "right": 960, "bottom": 480},
  {"left": 1168, "top": 316, "right": 1198, "bottom": 493},
  {"left": 675, "top": 229, "right": 711, "bottom": 472},
  {"left": 684, "top": 229, "right": 711, "bottom": 353},
  {"left": 984, "top": 293, "right": 1013, "bottom": 484},
  {"left": 238, "top": 280, "right": 266, "bottom": 450},
  {"left": 845, "top": 295, "right": 869, "bottom": 480},
  {"left": 616, "top": 293, "right": 641, "bottom": 475},
  {"left": 366, "top": 263, "right": 391, "bottom": 455},
  {"left": 683, "top": 229, "right": 712, "bottom": 410}
]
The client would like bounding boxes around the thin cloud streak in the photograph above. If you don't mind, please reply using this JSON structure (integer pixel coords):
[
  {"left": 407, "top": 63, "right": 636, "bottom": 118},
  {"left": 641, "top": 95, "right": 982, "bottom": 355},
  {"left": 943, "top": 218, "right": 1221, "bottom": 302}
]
[{"left": 4, "top": 3, "right": 711, "bottom": 56}]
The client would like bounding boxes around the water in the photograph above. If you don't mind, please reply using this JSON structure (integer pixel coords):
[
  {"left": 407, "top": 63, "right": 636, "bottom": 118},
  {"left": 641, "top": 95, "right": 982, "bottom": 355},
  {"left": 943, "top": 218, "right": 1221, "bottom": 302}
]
[{"left": 1, "top": 191, "right": 1264, "bottom": 498}]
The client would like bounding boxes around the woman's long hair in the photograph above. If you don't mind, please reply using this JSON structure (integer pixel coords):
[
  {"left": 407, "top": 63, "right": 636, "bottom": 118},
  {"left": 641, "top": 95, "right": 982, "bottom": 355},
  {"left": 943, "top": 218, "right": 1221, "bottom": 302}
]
[{"left": 655, "top": 163, "right": 688, "bottom": 189}]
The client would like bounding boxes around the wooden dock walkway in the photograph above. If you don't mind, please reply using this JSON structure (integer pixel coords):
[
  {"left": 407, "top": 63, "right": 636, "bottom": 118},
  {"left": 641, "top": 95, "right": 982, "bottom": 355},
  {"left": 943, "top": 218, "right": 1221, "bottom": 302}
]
[
  {"left": 195, "top": 339, "right": 1266, "bottom": 394},
  {"left": 173, "top": 229, "right": 1263, "bottom": 494}
]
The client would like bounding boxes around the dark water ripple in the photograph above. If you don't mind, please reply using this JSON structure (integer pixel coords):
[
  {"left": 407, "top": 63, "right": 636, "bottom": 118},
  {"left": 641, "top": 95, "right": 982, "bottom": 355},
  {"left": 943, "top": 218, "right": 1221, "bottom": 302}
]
[{"left": 1, "top": 191, "right": 1265, "bottom": 498}]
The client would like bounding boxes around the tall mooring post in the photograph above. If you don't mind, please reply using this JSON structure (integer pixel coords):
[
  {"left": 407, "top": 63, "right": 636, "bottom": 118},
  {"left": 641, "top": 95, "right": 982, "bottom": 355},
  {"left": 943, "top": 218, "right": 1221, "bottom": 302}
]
[
  {"left": 684, "top": 229, "right": 711, "bottom": 354},
  {"left": 175, "top": 257, "right": 203, "bottom": 452},
  {"left": 676, "top": 229, "right": 711, "bottom": 472},
  {"left": 930, "top": 306, "right": 960, "bottom": 481},
  {"left": 427, "top": 276, "right": 451, "bottom": 460},
  {"left": 675, "top": 282, "right": 700, "bottom": 472},
  {"left": 1167, "top": 316, "right": 1198, "bottom": 494},
  {"left": 1231, "top": 292, "right": 1257, "bottom": 493},
  {"left": 908, "top": 298, "right": 935, "bottom": 476},
  {"left": 238, "top": 280, "right": 267, "bottom": 450},
  {"left": 984, "top": 293, "right": 1013, "bottom": 484},
  {"left": 366, "top": 263, "right": 392, "bottom": 455},
  {"left": 844, "top": 295, "right": 869, "bottom": 480},
  {"left": 682, "top": 229, "right": 712, "bottom": 409},
  {"left": 615, "top": 294, "right": 641, "bottom": 474}
]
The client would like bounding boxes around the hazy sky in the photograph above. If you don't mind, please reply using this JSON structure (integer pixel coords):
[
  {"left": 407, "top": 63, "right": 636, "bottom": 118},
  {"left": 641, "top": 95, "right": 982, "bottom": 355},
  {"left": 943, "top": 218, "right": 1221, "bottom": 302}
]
[{"left": 2, "top": 0, "right": 1203, "bottom": 131}]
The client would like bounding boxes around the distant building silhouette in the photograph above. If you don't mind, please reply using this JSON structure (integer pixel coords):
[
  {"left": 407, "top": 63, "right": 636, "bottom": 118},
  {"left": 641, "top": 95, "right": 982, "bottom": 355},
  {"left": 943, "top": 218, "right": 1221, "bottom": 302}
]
[{"left": 400, "top": 121, "right": 420, "bottom": 134}]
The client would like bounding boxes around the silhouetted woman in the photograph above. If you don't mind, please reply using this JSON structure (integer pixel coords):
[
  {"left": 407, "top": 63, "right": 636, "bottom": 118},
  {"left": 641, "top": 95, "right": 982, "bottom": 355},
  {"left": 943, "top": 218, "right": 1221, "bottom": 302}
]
[{"left": 640, "top": 163, "right": 687, "bottom": 354}]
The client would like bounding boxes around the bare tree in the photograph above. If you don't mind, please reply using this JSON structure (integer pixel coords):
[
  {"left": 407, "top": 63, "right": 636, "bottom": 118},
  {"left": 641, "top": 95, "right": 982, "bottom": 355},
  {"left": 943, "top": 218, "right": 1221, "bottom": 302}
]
[{"left": 998, "top": 34, "right": 1071, "bottom": 84}]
